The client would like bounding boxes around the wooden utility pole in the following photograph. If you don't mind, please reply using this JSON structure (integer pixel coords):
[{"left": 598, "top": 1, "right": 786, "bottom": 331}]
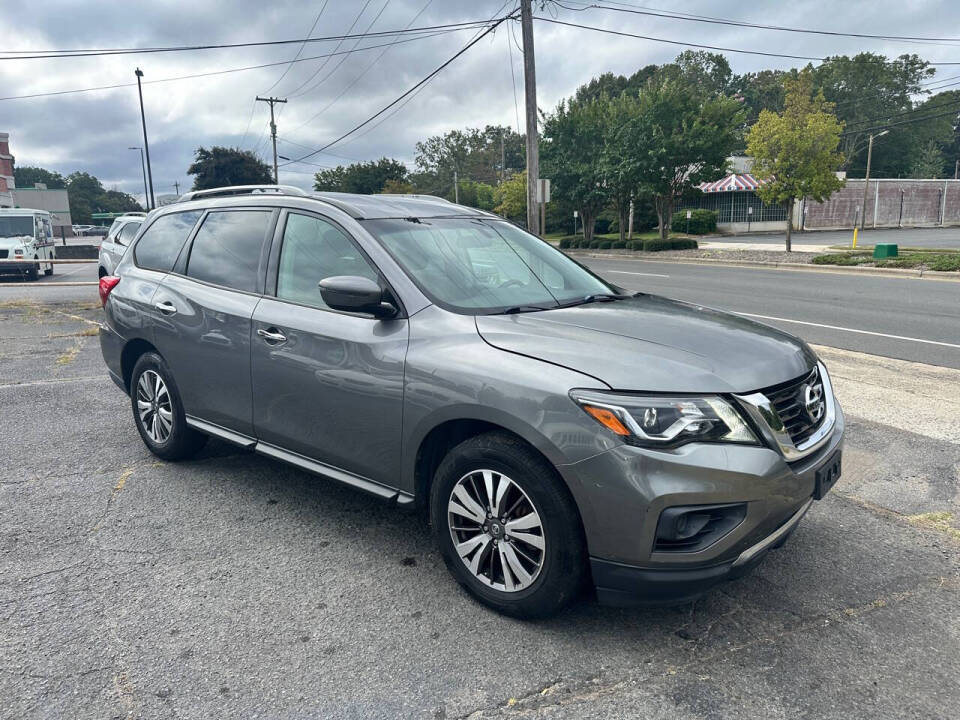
[
  {"left": 256, "top": 96, "right": 287, "bottom": 184},
  {"left": 453, "top": 167, "right": 459, "bottom": 204},
  {"left": 860, "top": 130, "right": 888, "bottom": 230},
  {"left": 520, "top": 0, "right": 540, "bottom": 235},
  {"left": 172, "top": 181, "right": 180, "bottom": 196}
]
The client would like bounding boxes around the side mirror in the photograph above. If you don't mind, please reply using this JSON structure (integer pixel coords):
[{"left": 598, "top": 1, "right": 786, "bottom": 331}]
[{"left": 318, "top": 276, "right": 397, "bottom": 318}]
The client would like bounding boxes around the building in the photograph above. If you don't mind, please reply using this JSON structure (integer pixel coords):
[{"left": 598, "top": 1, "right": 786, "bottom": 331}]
[
  {"left": 11, "top": 185, "right": 74, "bottom": 236},
  {"left": 0, "top": 132, "right": 14, "bottom": 208}
]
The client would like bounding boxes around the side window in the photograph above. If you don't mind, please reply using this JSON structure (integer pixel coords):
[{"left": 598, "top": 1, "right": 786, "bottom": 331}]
[
  {"left": 116, "top": 221, "right": 140, "bottom": 246},
  {"left": 134, "top": 211, "right": 203, "bottom": 272},
  {"left": 276, "top": 213, "right": 379, "bottom": 310},
  {"left": 185, "top": 210, "right": 272, "bottom": 293}
]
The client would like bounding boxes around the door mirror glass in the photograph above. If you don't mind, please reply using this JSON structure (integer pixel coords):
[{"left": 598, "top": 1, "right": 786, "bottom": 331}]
[{"left": 318, "top": 276, "right": 394, "bottom": 317}]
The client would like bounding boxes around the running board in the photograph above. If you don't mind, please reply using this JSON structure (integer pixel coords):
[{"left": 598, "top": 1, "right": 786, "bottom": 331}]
[{"left": 185, "top": 415, "right": 413, "bottom": 505}]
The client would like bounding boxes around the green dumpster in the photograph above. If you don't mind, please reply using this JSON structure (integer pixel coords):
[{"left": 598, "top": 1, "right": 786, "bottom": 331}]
[{"left": 873, "top": 243, "right": 898, "bottom": 259}]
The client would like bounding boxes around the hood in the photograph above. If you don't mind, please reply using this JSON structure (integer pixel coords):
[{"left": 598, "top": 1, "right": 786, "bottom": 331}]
[
  {"left": 0, "top": 235, "right": 33, "bottom": 250},
  {"left": 475, "top": 294, "right": 817, "bottom": 393}
]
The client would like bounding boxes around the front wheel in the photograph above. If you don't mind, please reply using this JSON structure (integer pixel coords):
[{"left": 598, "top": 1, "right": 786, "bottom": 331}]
[
  {"left": 27, "top": 258, "right": 40, "bottom": 281},
  {"left": 130, "top": 352, "right": 207, "bottom": 461},
  {"left": 430, "top": 432, "right": 586, "bottom": 619}
]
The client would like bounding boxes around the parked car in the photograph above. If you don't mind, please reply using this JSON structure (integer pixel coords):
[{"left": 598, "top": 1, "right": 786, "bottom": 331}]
[
  {"left": 98, "top": 185, "right": 844, "bottom": 618},
  {"left": 0, "top": 208, "right": 57, "bottom": 280},
  {"left": 99, "top": 213, "right": 146, "bottom": 277},
  {"left": 86, "top": 226, "right": 109, "bottom": 238}
]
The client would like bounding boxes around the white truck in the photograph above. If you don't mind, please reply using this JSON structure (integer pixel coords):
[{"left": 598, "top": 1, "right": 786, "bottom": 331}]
[{"left": 0, "top": 208, "right": 57, "bottom": 281}]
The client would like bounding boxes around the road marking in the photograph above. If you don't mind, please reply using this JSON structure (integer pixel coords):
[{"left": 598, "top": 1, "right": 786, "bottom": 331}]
[
  {"left": 607, "top": 270, "right": 671, "bottom": 278},
  {"left": 737, "top": 312, "right": 960, "bottom": 350}
]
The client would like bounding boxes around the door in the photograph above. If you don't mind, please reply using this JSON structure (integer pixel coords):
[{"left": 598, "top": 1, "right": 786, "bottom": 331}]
[
  {"left": 251, "top": 210, "right": 408, "bottom": 487},
  {"left": 151, "top": 208, "right": 275, "bottom": 436}
]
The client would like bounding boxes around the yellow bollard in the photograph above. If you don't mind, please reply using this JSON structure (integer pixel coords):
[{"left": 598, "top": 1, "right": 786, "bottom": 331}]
[{"left": 852, "top": 227, "right": 858, "bottom": 249}]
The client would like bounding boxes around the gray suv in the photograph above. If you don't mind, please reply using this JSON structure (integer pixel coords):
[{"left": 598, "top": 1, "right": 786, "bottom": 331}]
[{"left": 99, "top": 185, "right": 844, "bottom": 618}]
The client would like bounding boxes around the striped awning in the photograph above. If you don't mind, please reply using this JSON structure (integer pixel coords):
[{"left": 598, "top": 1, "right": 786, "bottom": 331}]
[{"left": 697, "top": 173, "right": 766, "bottom": 193}]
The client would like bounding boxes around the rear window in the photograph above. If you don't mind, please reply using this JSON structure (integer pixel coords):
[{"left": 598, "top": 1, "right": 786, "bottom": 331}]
[
  {"left": 134, "top": 211, "right": 203, "bottom": 272},
  {"left": 185, "top": 210, "right": 273, "bottom": 293},
  {"left": 117, "top": 221, "right": 141, "bottom": 245}
]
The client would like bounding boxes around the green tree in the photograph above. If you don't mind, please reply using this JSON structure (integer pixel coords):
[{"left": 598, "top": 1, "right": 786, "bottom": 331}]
[
  {"left": 381, "top": 178, "right": 415, "bottom": 194},
  {"left": 494, "top": 171, "right": 527, "bottom": 221},
  {"left": 63, "top": 171, "right": 142, "bottom": 223},
  {"left": 911, "top": 141, "right": 945, "bottom": 179},
  {"left": 621, "top": 79, "right": 743, "bottom": 239},
  {"left": 747, "top": 70, "right": 845, "bottom": 251},
  {"left": 600, "top": 92, "right": 643, "bottom": 242},
  {"left": 453, "top": 179, "right": 496, "bottom": 211},
  {"left": 12, "top": 165, "right": 67, "bottom": 189},
  {"left": 187, "top": 146, "right": 273, "bottom": 190},
  {"left": 541, "top": 98, "right": 610, "bottom": 244},
  {"left": 313, "top": 157, "right": 408, "bottom": 194},
  {"left": 414, "top": 125, "right": 524, "bottom": 193}
]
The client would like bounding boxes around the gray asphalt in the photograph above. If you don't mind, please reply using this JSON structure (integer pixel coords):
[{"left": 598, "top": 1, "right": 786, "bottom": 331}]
[
  {"left": 709, "top": 225, "right": 960, "bottom": 249},
  {"left": 580, "top": 257, "right": 960, "bottom": 370},
  {"left": 1, "top": 298, "right": 958, "bottom": 718}
]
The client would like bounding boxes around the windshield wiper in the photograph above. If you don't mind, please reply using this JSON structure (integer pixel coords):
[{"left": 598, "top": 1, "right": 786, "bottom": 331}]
[
  {"left": 559, "top": 293, "right": 630, "bottom": 308},
  {"left": 499, "top": 305, "right": 552, "bottom": 314}
]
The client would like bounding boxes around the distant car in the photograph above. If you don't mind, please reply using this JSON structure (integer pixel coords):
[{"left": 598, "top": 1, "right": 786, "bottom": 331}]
[
  {"left": 87, "top": 226, "right": 110, "bottom": 238},
  {"left": 99, "top": 214, "right": 146, "bottom": 277}
]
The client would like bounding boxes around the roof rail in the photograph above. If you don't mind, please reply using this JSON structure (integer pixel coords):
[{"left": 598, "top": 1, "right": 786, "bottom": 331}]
[
  {"left": 376, "top": 193, "right": 452, "bottom": 203},
  {"left": 176, "top": 185, "right": 308, "bottom": 203}
]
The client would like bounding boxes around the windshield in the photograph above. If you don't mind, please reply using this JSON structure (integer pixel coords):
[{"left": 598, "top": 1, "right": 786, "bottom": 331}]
[
  {"left": 364, "top": 218, "right": 620, "bottom": 313},
  {"left": 0, "top": 216, "right": 34, "bottom": 238}
]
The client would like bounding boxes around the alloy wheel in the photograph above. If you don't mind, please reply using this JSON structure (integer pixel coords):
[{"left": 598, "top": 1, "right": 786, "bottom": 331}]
[
  {"left": 447, "top": 469, "right": 545, "bottom": 592},
  {"left": 136, "top": 370, "right": 173, "bottom": 443}
]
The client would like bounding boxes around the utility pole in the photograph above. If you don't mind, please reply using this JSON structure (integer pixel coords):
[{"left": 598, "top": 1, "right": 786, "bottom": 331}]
[
  {"left": 172, "top": 181, "right": 180, "bottom": 196},
  {"left": 134, "top": 69, "right": 156, "bottom": 210},
  {"left": 256, "top": 96, "right": 287, "bottom": 184},
  {"left": 500, "top": 131, "right": 506, "bottom": 185},
  {"left": 860, "top": 130, "right": 888, "bottom": 230},
  {"left": 453, "top": 167, "right": 459, "bottom": 204},
  {"left": 520, "top": 0, "right": 540, "bottom": 235},
  {"left": 955, "top": 159, "right": 958, "bottom": 180}
]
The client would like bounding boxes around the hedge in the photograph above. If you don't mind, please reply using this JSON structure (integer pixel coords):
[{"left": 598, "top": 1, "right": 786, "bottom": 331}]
[
  {"left": 670, "top": 209, "right": 717, "bottom": 235},
  {"left": 642, "top": 238, "right": 699, "bottom": 252},
  {"left": 612, "top": 240, "right": 627, "bottom": 249},
  {"left": 597, "top": 240, "right": 612, "bottom": 249}
]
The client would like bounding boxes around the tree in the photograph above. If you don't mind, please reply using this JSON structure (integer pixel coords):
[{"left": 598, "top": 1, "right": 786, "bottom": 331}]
[
  {"left": 621, "top": 79, "right": 743, "bottom": 239},
  {"left": 453, "top": 179, "right": 496, "bottom": 211},
  {"left": 414, "top": 125, "right": 524, "bottom": 193},
  {"left": 541, "top": 98, "right": 610, "bottom": 244},
  {"left": 747, "top": 70, "right": 845, "bottom": 251},
  {"left": 911, "top": 141, "right": 945, "bottom": 179},
  {"left": 494, "top": 172, "right": 527, "bottom": 221},
  {"left": 61, "top": 171, "right": 142, "bottom": 223},
  {"left": 187, "top": 146, "right": 273, "bottom": 191},
  {"left": 12, "top": 165, "right": 67, "bottom": 189},
  {"left": 600, "top": 93, "right": 644, "bottom": 243},
  {"left": 381, "top": 178, "right": 415, "bottom": 194},
  {"left": 313, "top": 157, "right": 408, "bottom": 194}
]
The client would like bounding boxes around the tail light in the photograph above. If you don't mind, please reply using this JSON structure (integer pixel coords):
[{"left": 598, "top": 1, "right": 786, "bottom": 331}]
[{"left": 99, "top": 275, "right": 120, "bottom": 306}]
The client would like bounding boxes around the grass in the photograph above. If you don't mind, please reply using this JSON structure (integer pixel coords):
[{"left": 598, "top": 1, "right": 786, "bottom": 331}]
[
  {"left": 827, "top": 244, "right": 960, "bottom": 254},
  {"left": 906, "top": 511, "right": 960, "bottom": 541},
  {"left": 813, "top": 251, "right": 960, "bottom": 271}
]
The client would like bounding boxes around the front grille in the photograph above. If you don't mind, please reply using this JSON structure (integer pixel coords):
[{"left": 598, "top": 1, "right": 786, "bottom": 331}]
[
  {"left": 761, "top": 367, "right": 825, "bottom": 446},
  {"left": 0, "top": 250, "right": 7, "bottom": 259}
]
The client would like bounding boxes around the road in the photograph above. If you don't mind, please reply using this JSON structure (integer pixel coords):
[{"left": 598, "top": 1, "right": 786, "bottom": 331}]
[
  {"left": 581, "top": 256, "right": 960, "bottom": 369},
  {"left": 707, "top": 225, "right": 960, "bottom": 249}
]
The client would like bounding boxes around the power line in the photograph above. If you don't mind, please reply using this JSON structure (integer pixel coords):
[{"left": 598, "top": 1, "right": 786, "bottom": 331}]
[
  {"left": 506, "top": 18, "right": 522, "bottom": 135},
  {"left": 0, "top": 28, "right": 473, "bottom": 102},
  {"left": 842, "top": 106, "right": 960, "bottom": 137},
  {"left": 280, "top": 12, "right": 516, "bottom": 165},
  {"left": 842, "top": 95, "right": 960, "bottom": 132},
  {"left": 535, "top": 16, "right": 960, "bottom": 66},
  {"left": 261, "top": 0, "right": 331, "bottom": 94},
  {"left": 0, "top": 18, "right": 501, "bottom": 61},
  {"left": 552, "top": 1, "right": 960, "bottom": 45}
]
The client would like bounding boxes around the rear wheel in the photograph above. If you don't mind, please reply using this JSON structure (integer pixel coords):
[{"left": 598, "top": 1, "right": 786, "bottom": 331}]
[
  {"left": 44, "top": 254, "right": 54, "bottom": 276},
  {"left": 130, "top": 352, "right": 207, "bottom": 460},
  {"left": 27, "top": 258, "right": 40, "bottom": 281},
  {"left": 430, "top": 432, "right": 586, "bottom": 619}
]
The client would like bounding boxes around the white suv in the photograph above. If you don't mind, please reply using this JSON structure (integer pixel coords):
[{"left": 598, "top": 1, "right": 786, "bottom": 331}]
[{"left": 98, "top": 213, "right": 146, "bottom": 277}]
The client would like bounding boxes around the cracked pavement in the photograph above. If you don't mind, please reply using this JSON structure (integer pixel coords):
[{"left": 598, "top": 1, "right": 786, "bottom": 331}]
[{"left": 0, "top": 300, "right": 958, "bottom": 719}]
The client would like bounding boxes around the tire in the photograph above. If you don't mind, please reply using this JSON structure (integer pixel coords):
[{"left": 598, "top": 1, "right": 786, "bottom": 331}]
[
  {"left": 44, "top": 255, "right": 54, "bottom": 276},
  {"left": 430, "top": 432, "right": 586, "bottom": 619},
  {"left": 27, "top": 258, "right": 40, "bottom": 281},
  {"left": 130, "top": 352, "right": 207, "bottom": 461}
]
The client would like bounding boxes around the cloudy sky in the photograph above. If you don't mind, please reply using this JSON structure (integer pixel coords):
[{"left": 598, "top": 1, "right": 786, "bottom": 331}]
[{"left": 2, "top": 0, "right": 958, "bottom": 203}]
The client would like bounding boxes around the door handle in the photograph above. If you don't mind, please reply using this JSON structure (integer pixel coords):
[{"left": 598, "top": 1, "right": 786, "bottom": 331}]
[
  {"left": 257, "top": 327, "right": 287, "bottom": 344},
  {"left": 154, "top": 300, "right": 177, "bottom": 315}
]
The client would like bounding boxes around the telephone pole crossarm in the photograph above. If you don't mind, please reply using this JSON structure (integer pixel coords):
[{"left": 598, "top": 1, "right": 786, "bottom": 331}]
[{"left": 256, "top": 96, "right": 288, "bottom": 184}]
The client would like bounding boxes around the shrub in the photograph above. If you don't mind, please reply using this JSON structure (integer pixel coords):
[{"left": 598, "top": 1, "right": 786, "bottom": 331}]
[
  {"left": 612, "top": 240, "right": 627, "bottom": 249},
  {"left": 589, "top": 239, "right": 602, "bottom": 249},
  {"left": 642, "top": 238, "right": 699, "bottom": 252},
  {"left": 627, "top": 240, "right": 642, "bottom": 251},
  {"left": 670, "top": 209, "right": 717, "bottom": 235},
  {"left": 558, "top": 237, "right": 572, "bottom": 249},
  {"left": 929, "top": 254, "right": 960, "bottom": 271},
  {"left": 597, "top": 240, "right": 612, "bottom": 249},
  {"left": 811, "top": 253, "right": 869, "bottom": 266}
]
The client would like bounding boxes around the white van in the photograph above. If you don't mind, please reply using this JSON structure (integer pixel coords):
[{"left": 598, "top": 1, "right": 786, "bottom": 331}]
[{"left": 0, "top": 208, "right": 57, "bottom": 281}]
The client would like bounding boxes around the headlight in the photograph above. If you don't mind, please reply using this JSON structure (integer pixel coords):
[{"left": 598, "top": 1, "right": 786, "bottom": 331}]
[
  {"left": 570, "top": 390, "right": 758, "bottom": 449},
  {"left": 13, "top": 248, "right": 24, "bottom": 256}
]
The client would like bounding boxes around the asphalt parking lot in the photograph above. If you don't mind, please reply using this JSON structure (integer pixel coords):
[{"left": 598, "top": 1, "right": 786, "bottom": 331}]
[{"left": 1, "top": 295, "right": 958, "bottom": 719}]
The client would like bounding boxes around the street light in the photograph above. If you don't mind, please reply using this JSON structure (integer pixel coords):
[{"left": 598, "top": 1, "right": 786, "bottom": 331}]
[
  {"left": 860, "top": 129, "right": 890, "bottom": 230},
  {"left": 134, "top": 68, "right": 156, "bottom": 210},
  {"left": 128, "top": 147, "right": 148, "bottom": 210}
]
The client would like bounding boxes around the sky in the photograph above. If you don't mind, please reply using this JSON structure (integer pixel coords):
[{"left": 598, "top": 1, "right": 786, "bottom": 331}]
[{"left": 2, "top": 0, "right": 959, "bottom": 204}]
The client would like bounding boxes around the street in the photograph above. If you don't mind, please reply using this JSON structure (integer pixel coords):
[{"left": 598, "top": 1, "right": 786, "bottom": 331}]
[
  {"left": 1, "top": 259, "right": 958, "bottom": 719},
  {"left": 706, "top": 225, "right": 960, "bottom": 249}
]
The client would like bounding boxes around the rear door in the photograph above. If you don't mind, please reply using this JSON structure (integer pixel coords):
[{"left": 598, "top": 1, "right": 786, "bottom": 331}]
[
  {"left": 151, "top": 208, "right": 276, "bottom": 437},
  {"left": 250, "top": 209, "right": 408, "bottom": 487}
]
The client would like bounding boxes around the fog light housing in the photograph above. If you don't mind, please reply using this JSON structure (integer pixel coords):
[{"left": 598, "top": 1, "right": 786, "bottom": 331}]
[{"left": 654, "top": 503, "right": 747, "bottom": 552}]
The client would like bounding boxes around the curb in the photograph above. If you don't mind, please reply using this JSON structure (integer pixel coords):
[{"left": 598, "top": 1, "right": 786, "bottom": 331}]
[{"left": 566, "top": 251, "right": 960, "bottom": 282}]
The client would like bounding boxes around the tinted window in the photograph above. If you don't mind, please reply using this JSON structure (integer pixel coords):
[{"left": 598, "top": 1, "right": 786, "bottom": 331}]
[
  {"left": 116, "top": 221, "right": 141, "bottom": 245},
  {"left": 186, "top": 210, "right": 272, "bottom": 293},
  {"left": 134, "top": 211, "right": 203, "bottom": 272},
  {"left": 276, "top": 213, "right": 379, "bottom": 310}
]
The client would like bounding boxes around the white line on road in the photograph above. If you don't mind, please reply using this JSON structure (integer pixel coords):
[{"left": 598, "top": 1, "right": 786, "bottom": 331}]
[
  {"left": 736, "top": 312, "right": 960, "bottom": 350},
  {"left": 608, "top": 270, "right": 671, "bottom": 278}
]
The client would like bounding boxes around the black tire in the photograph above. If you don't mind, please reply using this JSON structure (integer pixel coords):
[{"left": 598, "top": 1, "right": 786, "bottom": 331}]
[
  {"left": 130, "top": 352, "right": 207, "bottom": 461},
  {"left": 44, "top": 255, "right": 54, "bottom": 276},
  {"left": 430, "top": 432, "right": 586, "bottom": 619},
  {"left": 27, "top": 258, "right": 40, "bottom": 281}
]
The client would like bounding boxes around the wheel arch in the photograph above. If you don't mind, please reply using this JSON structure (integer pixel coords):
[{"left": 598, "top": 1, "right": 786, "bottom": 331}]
[{"left": 120, "top": 337, "right": 160, "bottom": 392}]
